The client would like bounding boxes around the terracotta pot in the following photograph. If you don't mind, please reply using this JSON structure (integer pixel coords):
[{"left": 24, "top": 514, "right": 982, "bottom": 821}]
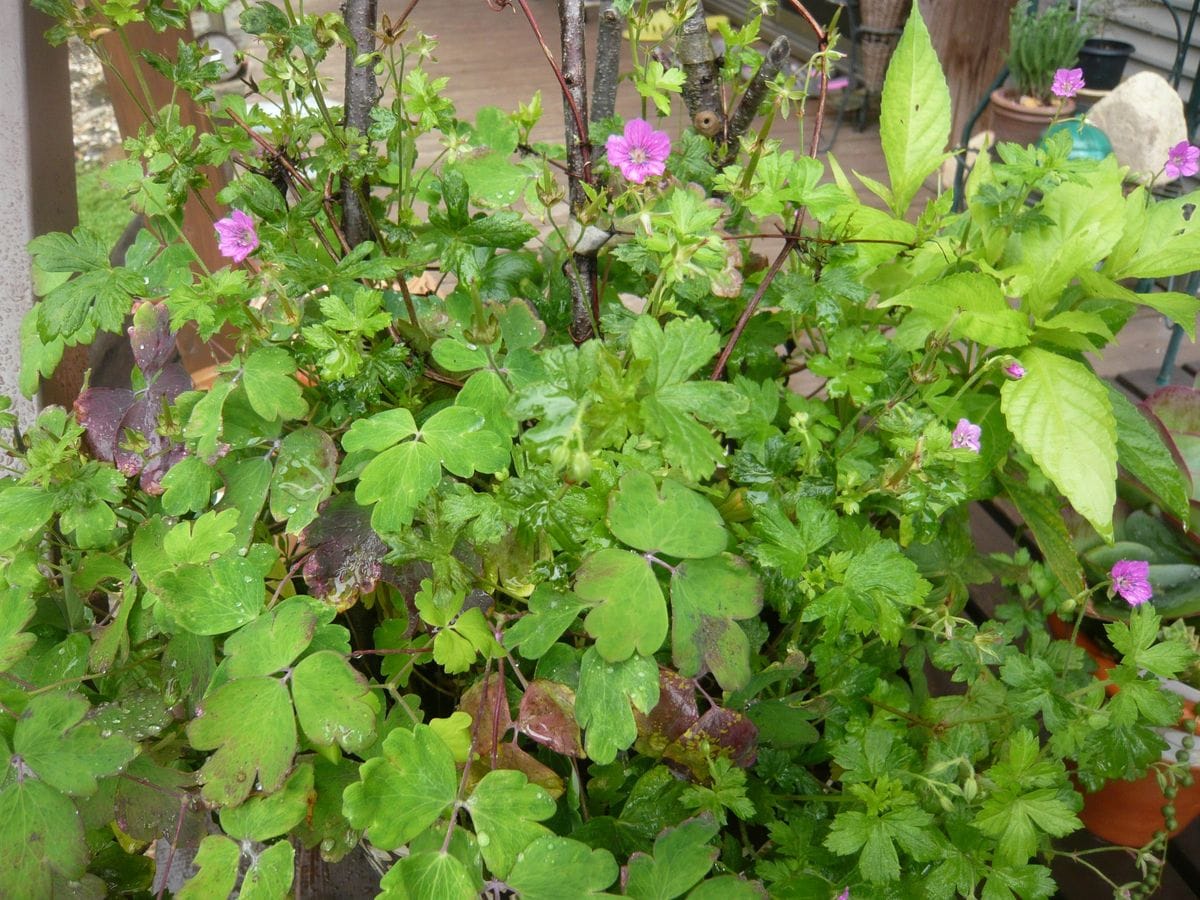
[
  {"left": 1048, "top": 614, "right": 1200, "bottom": 846},
  {"left": 988, "top": 88, "right": 1075, "bottom": 148}
]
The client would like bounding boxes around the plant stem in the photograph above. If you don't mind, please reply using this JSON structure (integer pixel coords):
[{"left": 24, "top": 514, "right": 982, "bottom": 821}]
[{"left": 343, "top": 0, "right": 380, "bottom": 248}]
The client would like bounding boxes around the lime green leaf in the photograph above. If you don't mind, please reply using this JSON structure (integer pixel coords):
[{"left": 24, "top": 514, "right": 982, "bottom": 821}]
[
  {"left": 185, "top": 377, "right": 235, "bottom": 460},
  {"left": 421, "top": 405, "right": 511, "bottom": 476},
  {"left": 343, "top": 724, "right": 458, "bottom": 848},
  {"left": 215, "top": 456, "right": 274, "bottom": 549},
  {"left": 0, "top": 588, "right": 36, "bottom": 672},
  {"left": 576, "top": 548, "right": 668, "bottom": 662},
  {"left": 458, "top": 369, "right": 518, "bottom": 438},
  {"left": 1106, "top": 190, "right": 1200, "bottom": 280},
  {"left": 270, "top": 427, "right": 338, "bottom": 533},
  {"left": 464, "top": 769, "right": 556, "bottom": 878},
  {"left": 160, "top": 456, "right": 217, "bottom": 515},
  {"left": 624, "top": 815, "right": 720, "bottom": 900},
  {"left": 175, "top": 835, "right": 240, "bottom": 900},
  {"left": 431, "top": 337, "right": 489, "bottom": 372},
  {"left": 187, "top": 676, "right": 297, "bottom": 807},
  {"left": 1001, "top": 348, "right": 1116, "bottom": 540},
  {"left": 242, "top": 347, "right": 307, "bottom": 422},
  {"left": 0, "top": 487, "right": 55, "bottom": 553},
  {"left": 220, "top": 762, "right": 314, "bottom": 841},
  {"left": 607, "top": 470, "right": 727, "bottom": 558},
  {"left": 429, "top": 711, "right": 474, "bottom": 764},
  {"left": 163, "top": 508, "right": 239, "bottom": 565},
  {"left": 575, "top": 648, "right": 660, "bottom": 764},
  {"left": 670, "top": 555, "right": 762, "bottom": 691},
  {"left": 223, "top": 597, "right": 319, "bottom": 679},
  {"left": 0, "top": 779, "right": 87, "bottom": 896},
  {"left": 14, "top": 692, "right": 138, "bottom": 796},
  {"left": 379, "top": 851, "right": 478, "bottom": 900},
  {"left": 157, "top": 555, "right": 266, "bottom": 635},
  {"left": 356, "top": 440, "right": 441, "bottom": 531},
  {"left": 879, "top": 6, "right": 951, "bottom": 216},
  {"left": 1000, "top": 475, "right": 1085, "bottom": 597},
  {"left": 629, "top": 316, "right": 719, "bottom": 390},
  {"left": 503, "top": 584, "right": 587, "bottom": 660},
  {"left": 239, "top": 839, "right": 294, "bottom": 900},
  {"left": 1077, "top": 269, "right": 1199, "bottom": 340},
  {"left": 1107, "top": 386, "right": 1191, "bottom": 521},
  {"left": 291, "top": 650, "right": 380, "bottom": 752},
  {"left": 506, "top": 835, "right": 618, "bottom": 899},
  {"left": 879, "top": 272, "right": 1030, "bottom": 350},
  {"left": 342, "top": 408, "right": 417, "bottom": 453}
]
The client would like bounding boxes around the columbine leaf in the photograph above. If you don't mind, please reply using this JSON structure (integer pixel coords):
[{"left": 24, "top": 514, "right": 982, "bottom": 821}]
[
  {"left": 0, "top": 779, "right": 88, "bottom": 896},
  {"left": 518, "top": 680, "right": 583, "bottom": 757},
  {"left": 157, "top": 555, "right": 266, "bottom": 635},
  {"left": 343, "top": 724, "right": 458, "bottom": 848},
  {"left": 160, "top": 456, "right": 217, "bottom": 515},
  {"left": 879, "top": 5, "right": 951, "bottom": 216},
  {"left": 575, "top": 648, "right": 660, "bottom": 764},
  {"left": 186, "top": 676, "right": 297, "bottom": 807},
  {"left": 421, "top": 405, "right": 511, "bottom": 476},
  {"left": 503, "top": 584, "right": 587, "bottom": 660},
  {"left": 291, "top": 650, "right": 380, "bottom": 753},
  {"left": 0, "top": 587, "right": 36, "bottom": 672},
  {"left": 14, "top": 692, "right": 138, "bottom": 796},
  {"left": 576, "top": 548, "right": 668, "bottom": 662},
  {"left": 606, "top": 470, "right": 727, "bottom": 558},
  {"left": 220, "top": 762, "right": 313, "bottom": 841},
  {"left": 506, "top": 835, "right": 618, "bottom": 899},
  {"left": 464, "top": 769, "right": 556, "bottom": 878},
  {"left": 269, "top": 426, "right": 338, "bottom": 533},
  {"left": 0, "top": 487, "right": 55, "bottom": 553},
  {"left": 669, "top": 555, "right": 762, "bottom": 691},
  {"left": 355, "top": 440, "right": 442, "bottom": 532},
  {"left": 1001, "top": 348, "right": 1116, "bottom": 540},
  {"left": 342, "top": 408, "right": 419, "bottom": 453},
  {"left": 379, "top": 851, "right": 478, "bottom": 900},
  {"left": 175, "top": 835, "right": 240, "bottom": 900},
  {"left": 239, "top": 839, "right": 295, "bottom": 900},
  {"left": 223, "top": 597, "right": 319, "bottom": 679},
  {"left": 624, "top": 814, "right": 720, "bottom": 900},
  {"left": 242, "top": 347, "right": 307, "bottom": 422}
]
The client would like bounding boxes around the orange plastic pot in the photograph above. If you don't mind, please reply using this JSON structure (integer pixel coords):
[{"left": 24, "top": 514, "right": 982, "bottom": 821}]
[{"left": 1048, "top": 614, "right": 1200, "bottom": 846}]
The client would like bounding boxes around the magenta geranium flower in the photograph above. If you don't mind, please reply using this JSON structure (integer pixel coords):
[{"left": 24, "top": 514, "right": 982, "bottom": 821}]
[
  {"left": 1165, "top": 141, "right": 1200, "bottom": 180},
  {"left": 1051, "top": 67, "right": 1085, "bottom": 99},
  {"left": 606, "top": 118, "right": 671, "bottom": 184},
  {"left": 214, "top": 209, "right": 259, "bottom": 263},
  {"left": 1111, "top": 559, "right": 1152, "bottom": 607},
  {"left": 951, "top": 418, "right": 982, "bottom": 453},
  {"left": 835, "top": 890, "right": 850, "bottom": 900},
  {"left": 1004, "top": 361, "right": 1026, "bottom": 380}
]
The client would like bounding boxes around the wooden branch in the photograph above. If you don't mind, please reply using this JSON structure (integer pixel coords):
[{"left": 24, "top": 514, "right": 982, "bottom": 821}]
[
  {"left": 558, "top": 0, "right": 597, "bottom": 343},
  {"left": 677, "top": 1, "right": 723, "bottom": 137},
  {"left": 591, "top": 1, "right": 623, "bottom": 122},
  {"left": 342, "top": 0, "right": 379, "bottom": 248},
  {"left": 724, "top": 35, "right": 789, "bottom": 161}
]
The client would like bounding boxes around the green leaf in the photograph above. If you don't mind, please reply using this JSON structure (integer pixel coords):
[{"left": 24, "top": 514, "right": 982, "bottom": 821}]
[
  {"left": 291, "top": 650, "right": 380, "bottom": 752},
  {"left": 163, "top": 508, "right": 239, "bottom": 565},
  {"left": 1001, "top": 348, "right": 1116, "bottom": 540},
  {"left": 0, "top": 588, "right": 36, "bottom": 672},
  {"left": 160, "top": 456, "right": 217, "bottom": 515},
  {"left": 1000, "top": 475, "right": 1085, "bottom": 597},
  {"left": 879, "top": 273, "right": 1030, "bottom": 350},
  {"left": 576, "top": 549, "right": 668, "bottom": 662},
  {"left": 421, "top": 405, "right": 511, "bottom": 476},
  {"left": 0, "top": 487, "right": 55, "bottom": 553},
  {"left": 629, "top": 316, "right": 719, "bottom": 390},
  {"left": 343, "top": 724, "right": 458, "bottom": 848},
  {"left": 355, "top": 440, "right": 442, "bottom": 532},
  {"left": 670, "top": 555, "right": 762, "bottom": 691},
  {"left": 270, "top": 426, "right": 338, "bottom": 533},
  {"left": 185, "top": 377, "right": 235, "bottom": 460},
  {"left": 187, "top": 676, "right": 297, "bottom": 807},
  {"left": 1106, "top": 190, "right": 1200, "bottom": 280},
  {"left": 379, "top": 851, "right": 478, "bottom": 900},
  {"left": 14, "top": 692, "right": 138, "bottom": 796},
  {"left": 242, "top": 347, "right": 307, "bottom": 422},
  {"left": 342, "top": 408, "right": 418, "bottom": 453},
  {"left": 157, "top": 555, "right": 266, "bottom": 635},
  {"left": 220, "top": 762, "right": 314, "bottom": 841},
  {"left": 825, "top": 803, "right": 940, "bottom": 883},
  {"left": 464, "top": 769, "right": 556, "bottom": 878},
  {"left": 1106, "top": 386, "right": 1191, "bottom": 521},
  {"left": 607, "top": 470, "right": 727, "bottom": 558},
  {"left": 175, "top": 835, "right": 240, "bottom": 900},
  {"left": 239, "top": 839, "right": 295, "bottom": 900},
  {"left": 879, "top": 6, "right": 951, "bottom": 216},
  {"left": 624, "top": 815, "right": 720, "bottom": 900},
  {"left": 506, "top": 835, "right": 618, "bottom": 899},
  {"left": 0, "top": 779, "right": 88, "bottom": 896},
  {"left": 223, "top": 597, "right": 319, "bottom": 679},
  {"left": 575, "top": 648, "right": 660, "bottom": 764},
  {"left": 503, "top": 584, "right": 587, "bottom": 660}
]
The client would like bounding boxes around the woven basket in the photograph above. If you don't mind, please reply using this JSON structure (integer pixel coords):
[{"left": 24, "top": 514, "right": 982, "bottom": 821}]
[
  {"left": 860, "top": 32, "right": 900, "bottom": 93},
  {"left": 858, "top": 0, "right": 911, "bottom": 30}
]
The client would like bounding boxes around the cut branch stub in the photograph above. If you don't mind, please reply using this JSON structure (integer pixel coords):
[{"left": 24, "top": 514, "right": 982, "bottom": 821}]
[
  {"left": 677, "top": 1, "right": 725, "bottom": 137},
  {"left": 724, "top": 35, "right": 790, "bottom": 161}
]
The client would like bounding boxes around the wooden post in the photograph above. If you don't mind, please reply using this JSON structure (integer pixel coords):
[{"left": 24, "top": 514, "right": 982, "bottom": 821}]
[{"left": 922, "top": 0, "right": 1019, "bottom": 144}]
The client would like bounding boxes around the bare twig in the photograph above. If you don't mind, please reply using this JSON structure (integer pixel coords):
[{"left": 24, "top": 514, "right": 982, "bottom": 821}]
[
  {"left": 677, "top": 1, "right": 724, "bottom": 137},
  {"left": 592, "top": 1, "right": 623, "bottom": 122},
  {"left": 342, "top": 0, "right": 380, "bottom": 248},
  {"left": 724, "top": 35, "right": 790, "bottom": 160}
]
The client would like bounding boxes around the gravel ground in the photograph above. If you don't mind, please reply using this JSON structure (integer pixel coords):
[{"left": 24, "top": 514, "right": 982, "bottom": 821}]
[{"left": 68, "top": 38, "right": 121, "bottom": 166}]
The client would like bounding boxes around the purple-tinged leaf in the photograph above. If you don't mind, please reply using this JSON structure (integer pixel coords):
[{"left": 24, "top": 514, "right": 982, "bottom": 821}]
[
  {"left": 634, "top": 667, "right": 699, "bottom": 751},
  {"left": 666, "top": 707, "right": 758, "bottom": 774},
  {"left": 518, "top": 680, "right": 582, "bottom": 757},
  {"left": 300, "top": 493, "right": 393, "bottom": 607},
  {"left": 74, "top": 387, "right": 135, "bottom": 462},
  {"left": 128, "top": 301, "right": 177, "bottom": 375},
  {"left": 460, "top": 672, "right": 512, "bottom": 755}
]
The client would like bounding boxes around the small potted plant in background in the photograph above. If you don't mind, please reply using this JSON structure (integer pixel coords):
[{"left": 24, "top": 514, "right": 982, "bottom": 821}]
[
  {"left": 1075, "top": 0, "right": 1138, "bottom": 91},
  {"left": 991, "top": 0, "right": 1088, "bottom": 144}
]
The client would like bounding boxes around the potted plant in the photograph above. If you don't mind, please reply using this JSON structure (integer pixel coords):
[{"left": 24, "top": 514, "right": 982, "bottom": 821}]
[
  {"left": 8, "top": 1, "right": 1200, "bottom": 897},
  {"left": 1075, "top": 0, "right": 1138, "bottom": 91},
  {"left": 991, "top": 0, "right": 1088, "bottom": 144}
]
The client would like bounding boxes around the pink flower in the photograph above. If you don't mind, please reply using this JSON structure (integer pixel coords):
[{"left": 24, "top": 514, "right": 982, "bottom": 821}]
[
  {"left": 1111, "top": 559, "right": 1152, "bottom": 607},
  {"left": 1004, "top": 361, "right": 1026, "bottom": 380},
  {"left": 1051, "top": 67, "right": 1085, "bottom": 99},
  {"left": 951, "top": 418, "right": 982, "bottom": 453},
  {"left": 214, "top": 209, "right": 259, "bottom": 263},
  {"left": 606, "top": 118, "right": 671, "bottom": 184},
  {"left": 835, "top": 890, "right": 850, "bottom": 900},
  {"left": 1165, "top": 141, "right": 1200, "bottom": 180}
]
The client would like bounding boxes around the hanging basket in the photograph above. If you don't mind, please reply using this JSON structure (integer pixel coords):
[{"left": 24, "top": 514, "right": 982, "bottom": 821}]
[
  {"left": 858, "top": 0, "right": 911, "bottom": 31},
  {"left": 860, "top": 31, "right": 901, "bottom": 93}
]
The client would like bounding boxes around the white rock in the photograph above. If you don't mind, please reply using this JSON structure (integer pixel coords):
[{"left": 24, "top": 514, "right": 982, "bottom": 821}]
[{"left": 1085, "top": 71, "right": 1188, "bottom": 184}]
